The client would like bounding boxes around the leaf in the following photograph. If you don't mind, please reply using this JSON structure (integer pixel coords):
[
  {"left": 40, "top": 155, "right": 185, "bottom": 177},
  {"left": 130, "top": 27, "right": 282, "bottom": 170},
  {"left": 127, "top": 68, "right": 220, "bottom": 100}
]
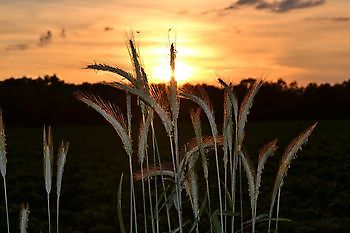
[{"left": 117, "top": 174, "right": 126, "bottom": 233}]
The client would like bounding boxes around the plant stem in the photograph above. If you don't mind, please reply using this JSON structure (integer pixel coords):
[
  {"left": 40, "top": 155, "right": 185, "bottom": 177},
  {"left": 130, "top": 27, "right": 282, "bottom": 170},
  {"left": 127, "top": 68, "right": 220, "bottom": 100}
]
[
  {"left": 224, "top": 160, "right": 227, "bottom": 233},
  {"left": 275, "top": 187, "right": 281, "bottom": 233},
  {"left": 140, "top": 163, "right": 148, "bottom": 233},
  {"left": 57, "top": 195, "right": 59, "bottom": 233},
  {"left": 151, "top": 123, "right": 160, "bottom": 233},
  {"left": 213, "top": 140, "right": 224, "bottom": 233},
  {"left": 47, "top": 193, "right": 51, "bottom": 233},
  {"left": 239, "top": 158, "right": 243, "bottom": 233},
  {"left": 230, "top": 151, "right": 236, "bottom": 233},
  {"left": 128, "top": 157, "right": 138, "bottom": 233},
  {"left": 169, "top": 136, "right": 183, "bottom": 233},
  {"left": 173, "top": 121, "right": 183, "bottom": 233},
  {"left": 3, "top": 177, "right": 9, "bottom": 233},
  {"left": 145, "top": 149, "right": 156, "bottom": 233},
  {"left": 152, "top": 123, "right": 172, "bottom": 232}
]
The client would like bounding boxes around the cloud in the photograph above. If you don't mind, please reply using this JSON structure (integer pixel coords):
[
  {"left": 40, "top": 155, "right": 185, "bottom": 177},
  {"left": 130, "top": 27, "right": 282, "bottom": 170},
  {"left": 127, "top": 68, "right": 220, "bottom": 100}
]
[
  {"left": 225, "top": 0, "right": 326, "bottom": 13},
  {"left": 5, "top": 43, "right": 29, "bottom": 51},
  {"left": 38, "top": 30, "right": 52, "bottom": 46},
  {"left": 5, "top": 29, "right": 67, "bottom": 52},
  {"left": 104, "top": 26, "right": 113, "bottom": 31},
  {"left": 306, "top": 16, "right": 350, "bottom": 22},
  {"left": 60, "top": 28, "right": 66, "bottom": 38}
]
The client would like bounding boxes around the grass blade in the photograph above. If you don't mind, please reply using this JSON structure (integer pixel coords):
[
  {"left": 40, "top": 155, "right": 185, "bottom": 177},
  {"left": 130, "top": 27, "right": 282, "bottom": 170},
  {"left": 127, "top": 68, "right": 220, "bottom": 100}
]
[{"left": 117, "top": 173, "right": 126, "bottom": 233}]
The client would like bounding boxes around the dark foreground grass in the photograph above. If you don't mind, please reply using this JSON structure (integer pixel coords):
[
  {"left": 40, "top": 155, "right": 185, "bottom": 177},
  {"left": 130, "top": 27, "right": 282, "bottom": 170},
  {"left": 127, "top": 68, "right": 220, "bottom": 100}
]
[{"left": 0, "top": 120, "right": 349, "bottom": 233}]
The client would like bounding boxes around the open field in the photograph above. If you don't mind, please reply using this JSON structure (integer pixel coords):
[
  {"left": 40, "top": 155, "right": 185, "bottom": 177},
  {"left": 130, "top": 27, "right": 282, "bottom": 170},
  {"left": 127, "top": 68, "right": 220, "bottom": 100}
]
[{"left": 0, "top": 120, "right": 349, "bottom": 233}]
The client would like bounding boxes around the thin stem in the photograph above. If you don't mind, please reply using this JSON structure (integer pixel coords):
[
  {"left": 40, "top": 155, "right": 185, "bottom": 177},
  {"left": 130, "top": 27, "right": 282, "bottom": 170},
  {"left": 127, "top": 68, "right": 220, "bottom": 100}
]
[
  {"left": 152, "top": 123, "right": 172, "bottom": 232},
  {"left": 239, "top": 158, "right": 243, "bottom": 233},
  {"left": 132, "top": 179, "right": 138, "bottom": 233},
  {"left": 206, "top": 178, "right": 213, "bottom": 233},
  {"left": 47, "top": 193, "right": 51, "bottom": 233},
  {"left": 3, "top": 177, "right": 10, "bottom": 233},
  {"left": 129, "top": 157, "right": 138, "bottom": 233},
  {"left": 275, "top": 188, "right": 281, "bottom": 233},
  {"left": 145, "top": 150, "right": 156, "bottom": 233},
  {"left": 169, "top": 136, "right": 183, "bottom": 233},
  {"left": 173, "top": 121, "right": 184, "bottom": 233},
  {"left": 213, "top": 140, "right": 224, "bottom": 233},
  {"left": 151, "top": 123, "right": 160, "bottom": 233},
  {"left": 224, "top": 161, "right": 227, "bottom": 233},
  {"left": 230, "top": 151, "right": 236, "bottom": 233},
  {"left": 140, "top": 163, "right": 148, "bottom": 233},
  {"left": 57, "top": 195, "right": 60, "bottom": 233}
]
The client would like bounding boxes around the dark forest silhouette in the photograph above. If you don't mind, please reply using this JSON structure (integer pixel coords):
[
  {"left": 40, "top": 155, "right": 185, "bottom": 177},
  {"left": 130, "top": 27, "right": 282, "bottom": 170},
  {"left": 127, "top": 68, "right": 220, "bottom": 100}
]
[{"left": 1, "top": 75, "right": 350, "bottom": 126}]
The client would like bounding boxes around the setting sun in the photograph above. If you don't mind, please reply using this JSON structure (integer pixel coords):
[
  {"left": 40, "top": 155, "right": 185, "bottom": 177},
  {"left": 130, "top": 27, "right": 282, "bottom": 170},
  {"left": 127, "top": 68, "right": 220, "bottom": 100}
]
[{"left": 151, "top": 60, "right": 194, "bottom": 84}]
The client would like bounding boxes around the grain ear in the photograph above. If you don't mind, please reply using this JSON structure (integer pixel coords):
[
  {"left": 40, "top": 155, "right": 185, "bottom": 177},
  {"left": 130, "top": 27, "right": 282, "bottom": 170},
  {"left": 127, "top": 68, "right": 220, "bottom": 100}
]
[
  {"left": 179, "top": 86, "right": 218, "bottom": 137},
  {"left": 86, "top": 63, "right": 136, "bottom": 86},
  {"left": 76, "top": 92, "right": 133, "bottom": 157},
  {"left": 19, "top": 203, "right": 30, "bottom": 233},
  {"left": 269, "top": 122, "right": 318, "bottom": 231},
  {"left": 238, "top": 80, "right": 263, "bottom": 146},
  {"left": 256, "top": 139, "right": 278, "bottom": 202},
  {"left": 137, "top": 110, "right": 153, "bottom": 164},
  {"left": 0, "top": 109, "right": 7, "bottom": 177},
  {"left": 57, "top": 141, "right": 69, "bottom": 196},
  {"left": 43, "top": 125, "right": 53, "bottom": 194},
  {"left": 107, "top": 82, "right": 173, "bottom": 136}
]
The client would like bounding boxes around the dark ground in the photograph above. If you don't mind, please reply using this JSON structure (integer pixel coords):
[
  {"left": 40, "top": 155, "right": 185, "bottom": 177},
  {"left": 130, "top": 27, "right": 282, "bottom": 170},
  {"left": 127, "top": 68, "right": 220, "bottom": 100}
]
[{"left": 0, "top": 120, "right": 349, "bottom": 233}]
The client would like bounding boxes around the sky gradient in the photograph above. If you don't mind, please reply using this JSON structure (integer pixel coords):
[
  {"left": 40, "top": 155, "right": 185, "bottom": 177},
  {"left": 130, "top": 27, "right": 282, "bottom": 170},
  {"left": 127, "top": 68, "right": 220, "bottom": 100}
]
[{"left": 1, "top": 0, "right": 350, "bottom": 85}]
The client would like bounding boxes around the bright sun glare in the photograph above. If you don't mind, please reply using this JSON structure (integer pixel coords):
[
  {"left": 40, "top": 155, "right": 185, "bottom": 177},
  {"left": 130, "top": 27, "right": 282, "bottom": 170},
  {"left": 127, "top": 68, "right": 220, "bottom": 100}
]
[{"left": 152, "top": 60, "right": 194, "bottom": 84}]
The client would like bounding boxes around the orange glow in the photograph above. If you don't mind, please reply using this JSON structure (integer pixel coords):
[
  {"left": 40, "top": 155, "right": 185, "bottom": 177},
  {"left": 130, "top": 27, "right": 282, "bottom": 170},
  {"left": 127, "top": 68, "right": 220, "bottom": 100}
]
[
  {"left": 1, "top": 1, "right": 350, "bottom": 85},
  {"left": 151, "top": 60, "right": 194, "bottom": 84}
]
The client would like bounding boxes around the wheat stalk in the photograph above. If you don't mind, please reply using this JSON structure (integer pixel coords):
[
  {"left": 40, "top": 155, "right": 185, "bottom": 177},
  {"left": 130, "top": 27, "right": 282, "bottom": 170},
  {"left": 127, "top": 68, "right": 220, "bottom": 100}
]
[
  {"left": 138, "top": 110, "right": 154, "bottom": 233},
  {"left": 19, "top": 203, "right": 30, "bottom": 233},
  {"left": 108, "top": 82, "right": 173, "bottom": 136},
  {"left": 0, "top": 109, "right": 10, "bottom": 233},
  {"left": 86, "top": 63, "right": 136, "bottom": 86},
  {"left": 238, "top": 80, "right": 263, "bottom": 147},
  {"left": 239, "top": 140, "right": 277, "bottom": 233},
  {"left": 218, "top": 79, "right": 239, "bottom": 233},
  {"left": 180, "top": 85, "right": 224, "bottom": 233},
  {"left": 151, "top": 122, "right": 172, "bottom": 232},
  {"left": 43, "top": 125, "right": 53, "bottom": 233},
  {"left": 75, "top": 91, "right": 138, "bottom": 232},
  {"left": 76, "top": 92, "right": 132, "bottom": 157},
  {"left": 56, "top": 141, "right": 69, "bottom": 233},
  {"left": 0, "top": 109, "right": 7, "bottom": 178},
  {"left": 268, "top": 122, "right": 317, "bottom": 233},
  {"left": 189, "top": 109, "right": 215, "bottom": 231}
]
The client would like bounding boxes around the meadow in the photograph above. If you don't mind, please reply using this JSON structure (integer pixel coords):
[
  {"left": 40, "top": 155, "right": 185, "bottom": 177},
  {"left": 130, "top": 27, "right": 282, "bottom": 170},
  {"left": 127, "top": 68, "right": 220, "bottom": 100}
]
[{"left": 0, "top": 119, "right": 349, "bottom": 233}]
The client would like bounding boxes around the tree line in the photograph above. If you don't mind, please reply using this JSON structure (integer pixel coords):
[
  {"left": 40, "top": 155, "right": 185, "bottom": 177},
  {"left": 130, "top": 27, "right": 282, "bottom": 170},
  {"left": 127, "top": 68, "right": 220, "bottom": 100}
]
[{"left": 0, "top": 75, "right": 349, "bottom": 126}]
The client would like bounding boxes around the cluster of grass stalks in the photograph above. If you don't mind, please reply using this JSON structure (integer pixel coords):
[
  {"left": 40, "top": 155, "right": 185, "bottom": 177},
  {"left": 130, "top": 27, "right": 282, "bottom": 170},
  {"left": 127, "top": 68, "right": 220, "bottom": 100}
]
[
  {"left": 77, "top": 37, "right": 317, "bottom": 233},
  {"left": 0, "top": 38, "right": 317, "bottom": 233},
  {"left": 0, "top": 111, "right": 69, "bottom": 233}
]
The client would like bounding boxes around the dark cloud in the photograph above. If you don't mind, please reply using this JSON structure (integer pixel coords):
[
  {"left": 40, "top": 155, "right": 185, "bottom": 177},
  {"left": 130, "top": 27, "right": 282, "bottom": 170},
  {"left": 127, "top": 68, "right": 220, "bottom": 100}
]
[
  {"left": 225, "top": 0, "right": 326, "bottom": 13},
  {"left": 226, "top": 0, "right": 259, "bottom": 10},
  {"left": 5, "top": 43, "right": 29, "bottom": 51},
  {"left": 38, "top": 30, "right": 52, "bottom": 46},
  {"left": 6, "top": 29, "right": 64, "bottom": 52},
  {"left": 306, "top": 16, "right": 350, "bottom": 22}
]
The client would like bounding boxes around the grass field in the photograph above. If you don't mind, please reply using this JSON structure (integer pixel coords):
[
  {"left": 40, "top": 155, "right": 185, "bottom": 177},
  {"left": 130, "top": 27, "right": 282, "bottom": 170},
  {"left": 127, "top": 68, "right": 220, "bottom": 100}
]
[{"left": 0, "top": 120, "right": 349, "bottom": 233}]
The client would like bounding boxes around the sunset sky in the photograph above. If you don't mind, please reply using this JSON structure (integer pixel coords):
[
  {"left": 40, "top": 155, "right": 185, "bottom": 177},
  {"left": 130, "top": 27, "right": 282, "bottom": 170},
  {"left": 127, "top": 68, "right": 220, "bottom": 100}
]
[{"left": 1, "top": 0, "right": 349, "bottom": 85}]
